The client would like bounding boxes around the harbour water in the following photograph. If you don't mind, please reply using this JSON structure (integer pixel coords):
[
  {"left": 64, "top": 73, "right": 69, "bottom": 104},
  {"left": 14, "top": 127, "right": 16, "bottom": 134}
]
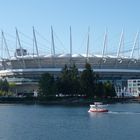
[{"left": 0, "top": 103, "right": 140, "bottom": 140}]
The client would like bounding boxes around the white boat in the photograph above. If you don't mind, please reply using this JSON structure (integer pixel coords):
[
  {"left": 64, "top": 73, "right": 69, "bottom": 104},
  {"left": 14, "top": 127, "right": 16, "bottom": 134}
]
[{"left": 88, "top": 102, "right": 108, "bottom": 113}]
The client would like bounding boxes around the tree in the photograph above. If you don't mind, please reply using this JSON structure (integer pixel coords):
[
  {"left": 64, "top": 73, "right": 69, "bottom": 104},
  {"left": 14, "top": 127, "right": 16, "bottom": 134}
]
[
  {"left": 104, "top": 81, "right": 116, "bottom": 97},
  {"left": 80, "top": 63, "right": 96, "bottom": 97},
  {"left": 61, "top": 64, "right": 69, "bottom": 80},
  {"left": 0, "top": 79, "right": 10, "bottom": 96},
  {"left": 95, "top": 82, "right": 105, "bottom": 97},
  {"left": 2, "top": 79, "right": 9, "bottom": 92},
  {"left": 58, "top": 64, "right": 72, "bottom": 95},
  {"left": 69, "top": 64, "right": 80, "bottom": 96},
  {"left": 9, "top": 82, "right": 16, "bottom": 92},
  {"left": 69, "top": 64, "right": 79, "bottom": 80},
  {"left": 58, "top": 64, "right": 80, "bottom": 96},
  {"left": 38, "top": 73, "right": 55, "bottom": 96},
  {"left": 38, "top": 63, "right": 116, "bottom": 99},
  {"left": 0, "top": 79, "right": 9, "bottom": 92}
]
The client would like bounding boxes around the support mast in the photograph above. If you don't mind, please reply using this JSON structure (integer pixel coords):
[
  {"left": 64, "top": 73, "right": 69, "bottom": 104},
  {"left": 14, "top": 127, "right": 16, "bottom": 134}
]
[
  {"left": 51, "top": 26, "right": 55, "bottom": 56},
  {"left": 16, "top": 28, "right": 23, "bottom": 56},
  {"left": 33, "top": 27, "right": 40, "bottom": 58},
  {"left": 86, "top": 27, "right": 90, "bottom": 62},
  {"left": 51, "top": 26, "right": 55, "bottom": 67},
  {"left": 130, "top": 31, "right": 139, "bottom": 59},
  {"left": 102, "top": 28, "right": 107, "bottom": 58},
  {"left": 33, "top": 27, "right": 41, "bottom": 68},
  {"left": 16, "top": 28, "right": 25, "bottom": 68},
  {"left": 117, "top": 29, "right": 124, "bottom": 58},
  {"left": 1, "top": 31, "right": 10, "bottom": 59},
  {"left": 70, "top": 26, "right": 72, "bottom": 64},
  {"left": 1, "top": 31, "right": 3, "bottom": 59}
]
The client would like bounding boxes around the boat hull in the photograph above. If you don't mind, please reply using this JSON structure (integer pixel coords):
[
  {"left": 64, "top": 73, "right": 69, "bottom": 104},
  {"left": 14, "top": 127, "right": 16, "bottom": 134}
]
[{"left": 88, "top": 109, "right": 108, "bottom": 113}]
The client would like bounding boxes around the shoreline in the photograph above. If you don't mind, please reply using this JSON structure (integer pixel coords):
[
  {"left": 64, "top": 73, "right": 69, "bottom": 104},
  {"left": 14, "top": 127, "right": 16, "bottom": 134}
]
[{"left": 0, "top": 97, "right": 139, "bottom": 105}]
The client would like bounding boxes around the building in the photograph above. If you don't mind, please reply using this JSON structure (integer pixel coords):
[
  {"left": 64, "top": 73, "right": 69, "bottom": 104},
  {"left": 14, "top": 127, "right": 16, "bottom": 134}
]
[
  {"left": 116, "top": 79, "right": 140, "bottom": 97},
  {"left": 0, "top": 28, "right": 140, "bottom": 95},
  {"left": 127, "top": 79, "right": 140, "bottom": 97}
]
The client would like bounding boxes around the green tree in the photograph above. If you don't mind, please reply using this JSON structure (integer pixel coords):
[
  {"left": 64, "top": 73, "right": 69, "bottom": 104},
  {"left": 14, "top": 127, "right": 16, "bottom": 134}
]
[
  {"left": 0, "top": 79, "right": 9, "bottom": 92},
  {"left": 69, "top": 64, "right": 80, "bottom": 96},
  {"left": 61, "top": 64, "right": 69, "bottom": 80},
  {"left": 0, "top": 79, "right": 10, "bottom": 96},
  {"left": 59, "top": 64, "right": 72, "bottom": 95},
  {"left": 95, "top": 82, "right": 105, "bottom": 97},
  {"left": 57, "top": 64, "right": 80, "bottom": 96},
  {"left": 69, "top": 64, "right": 79, "bottom": 80},
  {"left": 80, "top": 63, "right": 95, "bottom": 97},
  {"left": 104, "top": 81, "right": 116, "bottom": 97},
  {"left": 38, "top": 73, "right": 55, "bottom": 96},
  {"left": 2, "top": 79, "right": 9, "bottom": 92}
]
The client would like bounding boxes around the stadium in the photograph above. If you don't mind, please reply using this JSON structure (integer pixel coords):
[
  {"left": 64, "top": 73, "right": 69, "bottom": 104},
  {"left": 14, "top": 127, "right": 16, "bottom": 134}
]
[{"left": 0, "top": 28, "right": 140, "bottom": 94}]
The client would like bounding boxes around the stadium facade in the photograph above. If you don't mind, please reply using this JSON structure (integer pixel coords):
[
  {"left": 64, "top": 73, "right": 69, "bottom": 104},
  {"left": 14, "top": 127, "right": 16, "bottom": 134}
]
[{"left": 0, "top": 28, "right": 140, "bottom": 94}]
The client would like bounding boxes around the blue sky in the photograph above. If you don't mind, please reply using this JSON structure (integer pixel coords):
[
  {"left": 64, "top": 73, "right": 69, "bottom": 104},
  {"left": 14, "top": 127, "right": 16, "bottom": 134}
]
[{"left": 0, "top": 0, "right": 140, "bottom": 57}]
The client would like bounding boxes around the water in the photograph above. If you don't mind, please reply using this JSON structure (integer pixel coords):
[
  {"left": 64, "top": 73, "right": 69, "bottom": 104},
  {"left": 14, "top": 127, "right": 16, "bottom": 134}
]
[{"left": 0, "top": 103, "right": 140, "bottom": 140}]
